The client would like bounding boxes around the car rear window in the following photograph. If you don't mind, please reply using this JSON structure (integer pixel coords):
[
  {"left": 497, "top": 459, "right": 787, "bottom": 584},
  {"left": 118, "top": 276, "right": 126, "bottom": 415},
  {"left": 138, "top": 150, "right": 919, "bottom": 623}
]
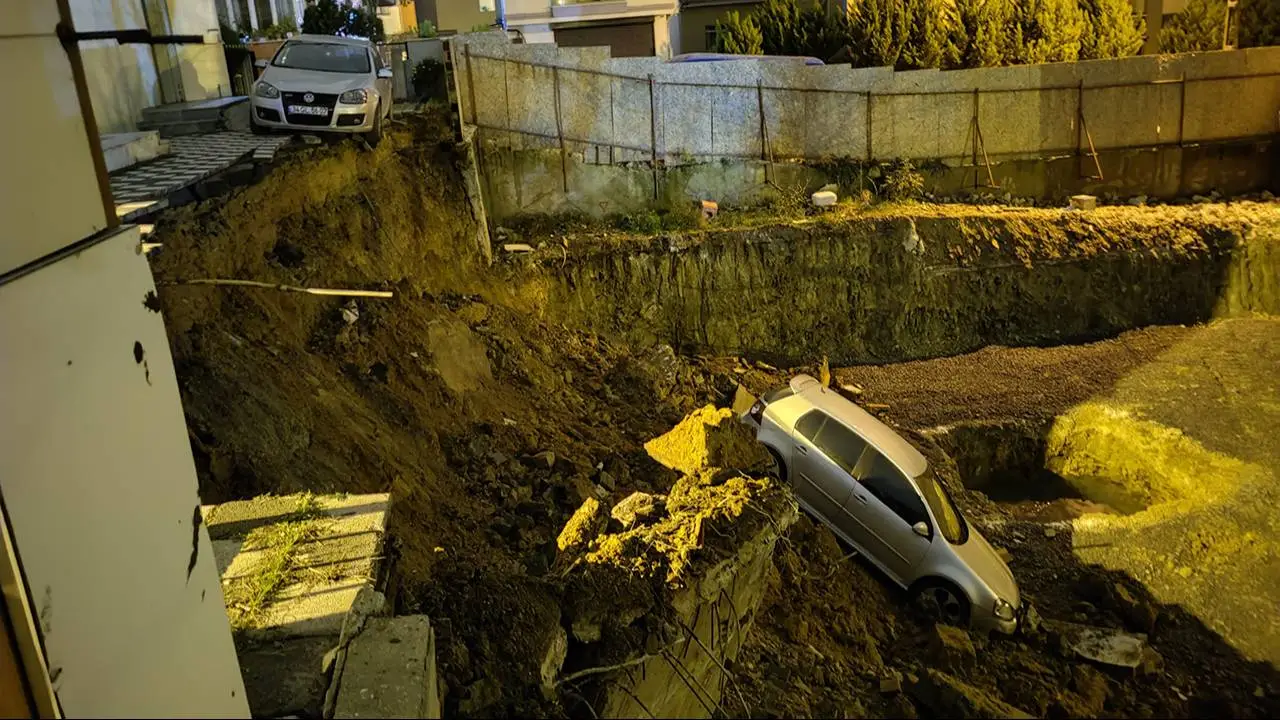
[
  {"left": 860, "top": 453, "right": 929, "bottom": 528},
  {"left": 274, "top": 43, "right": 370, "bottom": 74},
  {"left": 762, "top": 386, "right": 795, "bottom": 404}
]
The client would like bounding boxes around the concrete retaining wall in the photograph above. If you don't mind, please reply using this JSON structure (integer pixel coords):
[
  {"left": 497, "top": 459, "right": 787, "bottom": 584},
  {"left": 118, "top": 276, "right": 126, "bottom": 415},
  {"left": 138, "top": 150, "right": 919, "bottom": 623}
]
[{"left": 452, "top": 34, "right": 1280, "bottom": 220}]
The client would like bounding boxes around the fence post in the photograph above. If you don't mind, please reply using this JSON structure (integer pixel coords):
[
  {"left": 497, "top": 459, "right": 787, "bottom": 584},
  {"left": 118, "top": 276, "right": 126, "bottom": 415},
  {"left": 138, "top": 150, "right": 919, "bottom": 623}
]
[
  {"left": 465, "top": 43, "right": 477, "bottom": 126},
  {"left": 972, "top": 89, "right": 980, "bottom": 190},
  {"left": 649, "top": 74, "right": 658, "bottom": 201},
  {"left": 553, "top": 66, "right": 568, "bottom": 193},
  {"left": 1076, "top": 79, "right": 1084, "bottom": 178},
  {"left": 865, "top": 91, "right": 873, "bottom": 163},
  {"left": 1177, "top": 73, "right": 1187, "bottom": 146}
]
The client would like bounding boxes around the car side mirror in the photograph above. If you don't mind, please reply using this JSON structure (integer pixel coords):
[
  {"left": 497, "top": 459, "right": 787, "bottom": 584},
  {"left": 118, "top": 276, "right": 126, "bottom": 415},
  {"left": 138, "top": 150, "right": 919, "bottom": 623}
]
[
  {"left": 254, "top": 59, "right": 268, "bottom": 69},
  {"left": 912, "top": 521, "right": 929, "bottom": 538},
  {"left": 377, "top": 68, "right": 393, "bottom": 79}
]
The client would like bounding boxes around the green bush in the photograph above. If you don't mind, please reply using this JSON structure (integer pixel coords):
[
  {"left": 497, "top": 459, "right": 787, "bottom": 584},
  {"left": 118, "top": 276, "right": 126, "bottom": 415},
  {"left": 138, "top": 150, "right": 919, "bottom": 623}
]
[
  {"left": 716, "top": 10, "right": 763, "bottom": 54},
  {"left": 1238, "top": 0, "right": 1280, "bottom": 48},
  {"left": 417, "top": 21, "right": 438, "bottom": 38},
  {"left": 411, "top": 59, "right": 446, "bottom": 101},
  {"left": 1160, "top": 0, "right": 1225, "bottom": 52},
  {"left": 882, "top": 160, "right": 925, "bottom": 200},
  {"left": 1078, "top": 0, "right": 1144, "bottom": 59}
]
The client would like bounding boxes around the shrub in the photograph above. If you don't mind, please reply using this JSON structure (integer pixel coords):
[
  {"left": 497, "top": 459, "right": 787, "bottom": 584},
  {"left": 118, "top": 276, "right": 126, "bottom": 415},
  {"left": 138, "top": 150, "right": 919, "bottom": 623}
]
[
  {"left": 882, "top": 160, "right": 925, "bottom": 200},
  {"left": 1078, "top": 0, "right": 1144, "bottom": 59},
  {"left": 411, "top": 59, "right": 446, "bottom": 101},
  {"left": 302, "top": 0, "right": 385, "bottom": 42}
]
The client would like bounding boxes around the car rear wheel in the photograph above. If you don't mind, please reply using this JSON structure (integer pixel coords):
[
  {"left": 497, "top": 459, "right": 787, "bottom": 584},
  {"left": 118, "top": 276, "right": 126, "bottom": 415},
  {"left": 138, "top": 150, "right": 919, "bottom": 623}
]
[{"left": 911, "top": 578, "right": 970, "bottom": 627}]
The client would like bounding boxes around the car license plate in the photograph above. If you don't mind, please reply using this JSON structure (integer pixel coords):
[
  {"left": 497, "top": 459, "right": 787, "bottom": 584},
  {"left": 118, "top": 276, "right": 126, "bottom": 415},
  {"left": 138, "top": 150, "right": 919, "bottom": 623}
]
[{"left": 288, "top": 105, "right": 328, "bottom": 116}]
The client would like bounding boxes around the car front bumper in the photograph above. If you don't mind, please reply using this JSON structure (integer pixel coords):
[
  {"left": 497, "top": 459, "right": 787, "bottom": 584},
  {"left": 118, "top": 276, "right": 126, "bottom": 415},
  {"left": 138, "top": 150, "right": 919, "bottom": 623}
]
[{"left": 250, "top": 94, "right": 378, "bottom": 133}]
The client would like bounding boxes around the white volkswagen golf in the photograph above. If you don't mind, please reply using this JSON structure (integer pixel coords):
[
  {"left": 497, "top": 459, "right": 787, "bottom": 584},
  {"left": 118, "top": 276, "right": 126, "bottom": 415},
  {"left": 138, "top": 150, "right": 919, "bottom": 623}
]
[{"left": 249, "top": 35, "right": 393, "bottom": 145}]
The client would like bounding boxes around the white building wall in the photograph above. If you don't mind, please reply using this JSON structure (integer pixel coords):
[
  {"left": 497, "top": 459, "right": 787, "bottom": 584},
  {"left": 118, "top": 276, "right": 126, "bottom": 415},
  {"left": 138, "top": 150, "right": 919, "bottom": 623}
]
[
  {"left": 69, "top": 0, "right": 161, "bottom": 133},
  {"left": 0, "top": 2, "right": 250, "bottom": 717}
]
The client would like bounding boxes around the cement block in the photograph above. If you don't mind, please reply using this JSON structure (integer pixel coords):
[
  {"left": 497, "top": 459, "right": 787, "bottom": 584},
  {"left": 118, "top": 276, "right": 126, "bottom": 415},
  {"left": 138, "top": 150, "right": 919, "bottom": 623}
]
[
  {"left": 334, "top": 616, "right": 439, "bottom": 719},
  {"left": 1071, "top": 195, "right": 1098, "bottom": 211},
  {"left": 811, "top": 190, "right": 837, "bottom": 207}
]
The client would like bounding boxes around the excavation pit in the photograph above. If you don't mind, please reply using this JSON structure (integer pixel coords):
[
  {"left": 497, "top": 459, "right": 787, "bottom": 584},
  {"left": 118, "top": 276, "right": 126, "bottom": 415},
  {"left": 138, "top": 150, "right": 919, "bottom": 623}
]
[{"left": 927, "top": 421, "right": 1131, "bottom": 522}]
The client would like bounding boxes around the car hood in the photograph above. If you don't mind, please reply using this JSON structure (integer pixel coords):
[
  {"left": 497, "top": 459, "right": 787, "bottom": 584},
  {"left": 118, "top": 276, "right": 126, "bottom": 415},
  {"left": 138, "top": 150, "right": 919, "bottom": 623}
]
[
  {"left": 260, "top": 66, "right": 370, "bottom": 93},
  {"left": 951, "top": 526, "right": 1020, "bottom": 607}
]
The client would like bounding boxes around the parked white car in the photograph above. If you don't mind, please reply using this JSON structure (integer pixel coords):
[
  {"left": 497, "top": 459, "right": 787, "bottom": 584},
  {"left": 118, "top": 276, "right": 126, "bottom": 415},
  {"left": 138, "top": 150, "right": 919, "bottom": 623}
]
[
  {"left": 744, "top": 374, "right": 1024, "bottom": 634},
  {"left": 250, "top": 34, "right": 392, "bottom": 145}
]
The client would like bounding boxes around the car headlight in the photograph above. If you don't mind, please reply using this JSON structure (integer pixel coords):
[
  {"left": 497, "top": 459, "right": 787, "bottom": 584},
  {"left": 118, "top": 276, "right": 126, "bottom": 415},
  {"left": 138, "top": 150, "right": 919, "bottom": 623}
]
[
  {"left": 994, "top": 598, "right": 1016, "bottom": 621},
  {"left": 339, "top": 88, "right": 368, "bottom": 104},
  {"left": 255, "top": 81, "right": 279, "bottom": 99}
]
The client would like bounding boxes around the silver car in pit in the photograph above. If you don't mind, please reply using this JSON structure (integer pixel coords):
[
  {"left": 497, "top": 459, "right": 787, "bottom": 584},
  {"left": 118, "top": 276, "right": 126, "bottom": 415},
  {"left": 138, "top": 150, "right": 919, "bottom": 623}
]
[
  {"left": 250, "top": 35, "right": 393, "bottom": 143},
  {"left": 743, "top": 374, "right": 1022, "bottom": 634}
]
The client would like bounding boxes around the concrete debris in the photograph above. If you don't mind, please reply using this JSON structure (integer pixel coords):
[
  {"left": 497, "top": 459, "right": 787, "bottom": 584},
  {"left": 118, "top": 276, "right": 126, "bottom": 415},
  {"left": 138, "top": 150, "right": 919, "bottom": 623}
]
[
  {"left": 643, "top": 405, "right": 770, "bottom": 475},
  {"left": 732, "top": 384, "right": 757, "bottom": 415},
  {"left": 502, "top": 243, "right": 534, "bottom": 253},
  {"left": 531, "top": 450, "right": 556, "bottom": 468},
  {"left": 929, "top": 623, "right": 977, "bottom": 673},
  {"left": 1020, "top": 603, "right": 1043, "bottom": 636},
  {"left": 811, "top": 190, "right": 838, "bottom": 207},
  {"left": 880, "top": 671, "right": 903, "bottom": 694},
  {"left": 340, "top": 300, "right": 359, "bottom": 325},
  {"left": 556, "top": 497, "right": 606, "bottom": 555},
  {"left": 1129, "top": 195, "right": 1148, "bottom": 206},
  {"left": 1137, "top": 646, "right": 1163, "bottom": 677},
  {"left": 1044, "top": 620, "right": 1149, "bottom": 670},
  {"left": 597, "top": 470, "right": 616, "bottom": 491},
  {"left": 1070, "top": 195, "right": 1098, "bottom": 211},
  {"left": 610, "top": 492, "right": 666, "bottom": 531},
  {"left": 699, "top": 199, "right": 719, "bottom": 219},
  {"left": 332, "top": 615, "right": 440, "bottom": 719}
]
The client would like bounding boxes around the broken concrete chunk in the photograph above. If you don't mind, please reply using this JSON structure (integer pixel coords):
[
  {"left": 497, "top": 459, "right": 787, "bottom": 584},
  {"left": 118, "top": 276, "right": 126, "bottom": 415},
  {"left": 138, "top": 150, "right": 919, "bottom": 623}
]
[
  {"left": 929, "top": 623, "right": 976, "bottom": 673},
  {"left": 333, "top": 615, "right": 439, "bottom": 719},
  {"left": 531, "top": 450, "right": 556, "bottom": 468},
  {"left": 643, "top": 405, "right": 770, "bottom": 475},
  {"left": 1070, "top": 195, "right": 1098, "bottom": 211},
  {"left": 540, "top": 625, "right": 568, "bottom": 698},
  {"left": 1044, "top": 620, "right": 1148, "bottom": 669},
  {"left": 502, "top": 243, "right": 534, "bottom": 253},
  {"left": 610, "top": 492, "right": 666, "bottom": 531},
  {"left": 811, "top": 190, "right": 838, "bottom": 207},
  {"left": 1137, "top": 646, "right": 1163, "bottom": 677},
  {"left": 556, "top": 497, "right": 606, "bottom": 554},
  {"left": 908, "top": 669, "right": 1033, "bottom": 719},
  {"left": 880, "top": 671, "right": 903, "bottom": 694},
  {"left": 731, "top": 384, "right": 757, "bottom": 415}
]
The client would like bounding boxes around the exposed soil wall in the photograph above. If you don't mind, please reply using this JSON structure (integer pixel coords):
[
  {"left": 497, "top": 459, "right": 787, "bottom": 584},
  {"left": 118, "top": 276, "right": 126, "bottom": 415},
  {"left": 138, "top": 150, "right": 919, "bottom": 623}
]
[{"left": 504, "top": 206, "right": 1280, "bottom": 366}]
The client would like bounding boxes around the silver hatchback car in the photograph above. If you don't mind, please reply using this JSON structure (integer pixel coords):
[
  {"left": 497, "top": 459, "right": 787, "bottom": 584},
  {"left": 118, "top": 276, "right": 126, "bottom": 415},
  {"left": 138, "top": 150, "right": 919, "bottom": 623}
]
[
  {"left": 250, "top": 35, "right": 393, "bottom": 142},
  {"left": 744, "top": 375, "right": 1022, "bottom": 634}
]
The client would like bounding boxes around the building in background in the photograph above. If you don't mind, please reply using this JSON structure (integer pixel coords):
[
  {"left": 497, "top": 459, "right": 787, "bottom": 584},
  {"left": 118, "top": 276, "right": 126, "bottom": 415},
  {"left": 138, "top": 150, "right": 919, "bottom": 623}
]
[
  {"left": 417, "top": 0, "right": 498, "bottom": 35},
  {"left": 377, "top": 0, "right": 420, "bottom": 36},
  {"left": 497, "top": 0, "right": 678, "bottom": 57},
  {"left": 676, "top": 0, "right": 760, "bottom": 53},
  {"left": 71, "top": 0, "right": 232, "bottom": 134}
]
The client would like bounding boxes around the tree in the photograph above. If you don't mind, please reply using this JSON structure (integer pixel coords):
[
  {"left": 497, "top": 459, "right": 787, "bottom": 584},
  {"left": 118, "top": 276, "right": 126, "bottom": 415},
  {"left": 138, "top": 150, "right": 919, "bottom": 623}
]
[
  {"left": 1159, "top": 0, "right": 1226, "bottom": 52},
  {"left": 1012, "top": 0, "right": 1085, "bottom": 64},
  {"left": 1238, "top": 0, "right": 1280, "bottom": 48},
  {"left": 715, "top": 10, "right": 764, "bottom": 55},
  {"left": 302, "top": 0, "right": 385, "bottom": 42},
  {"left": 947, "top": 0, "right": 1019, "bottom": 68},
  {"left": 1079, "top": 0, "right": 1145, "bottom": 59},
  {"left": 851, "top": 0, "right": 909, "bottom": 67},
  {"left": 898, "top": 0, "right": 952, "bottom": 69}
]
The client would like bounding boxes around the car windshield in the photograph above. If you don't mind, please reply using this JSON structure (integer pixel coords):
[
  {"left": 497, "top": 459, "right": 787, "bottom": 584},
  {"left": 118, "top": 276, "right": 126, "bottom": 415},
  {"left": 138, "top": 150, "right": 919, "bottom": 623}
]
[
  {"left": 273, "top": 42, "right": 369, "bottom": 74},
  {"left": 915, "top": 467, "right": 968, "bottom": 544}
]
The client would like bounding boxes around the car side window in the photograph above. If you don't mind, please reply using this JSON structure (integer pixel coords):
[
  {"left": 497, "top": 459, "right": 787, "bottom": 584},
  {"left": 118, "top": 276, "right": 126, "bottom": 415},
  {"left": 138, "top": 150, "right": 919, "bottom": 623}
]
[
  {"left": 813, "top": 420, "right": 868, "bottom": 475},
  {"left": 795, "top": 411, "right": 826, "bottom": 443},
  {"left": 370, "top": 49, "right": 382, "bottom": 70},
  {"left": 859, "top": 452, "right": 929, "bottom": 528}
]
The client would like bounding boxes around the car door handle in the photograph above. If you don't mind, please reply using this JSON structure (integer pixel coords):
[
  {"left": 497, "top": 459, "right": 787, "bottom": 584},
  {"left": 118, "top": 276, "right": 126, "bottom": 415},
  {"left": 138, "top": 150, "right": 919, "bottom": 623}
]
[
  {"left": 851, "top": 492, "right": 868, "bottom": 504},
  {"left": 794, "top": 445, "right": 808, "bottom": 456}
]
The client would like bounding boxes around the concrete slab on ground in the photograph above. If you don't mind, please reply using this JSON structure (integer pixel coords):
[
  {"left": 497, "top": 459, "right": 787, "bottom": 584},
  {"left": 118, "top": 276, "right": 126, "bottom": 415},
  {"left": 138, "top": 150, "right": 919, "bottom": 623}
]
[
  {"left": 100, "top": 131, "right": 168, "bottom": 172},
  {"left": 204, "top": 492, "right": 390, "bottom": 717},
  {"left": 333, "top": 615, "right": 440, "bottom": 719},
  {"left": 109, "top": 131, "right": 293, "bottom": 207}
]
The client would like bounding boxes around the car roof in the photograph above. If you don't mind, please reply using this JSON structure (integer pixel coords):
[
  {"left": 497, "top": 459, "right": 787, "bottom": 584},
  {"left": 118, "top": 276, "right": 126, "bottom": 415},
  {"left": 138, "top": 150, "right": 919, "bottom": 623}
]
[
  {"left": 290, "top": 34, "right": 375, "bottom": 47},
  {"left": 787, "top": 374, "right": 928, "bottom": 477}
]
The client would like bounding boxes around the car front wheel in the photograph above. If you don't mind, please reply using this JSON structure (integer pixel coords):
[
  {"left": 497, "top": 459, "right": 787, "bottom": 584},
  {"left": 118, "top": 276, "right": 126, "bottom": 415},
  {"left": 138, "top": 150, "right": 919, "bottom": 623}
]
[
  {"left": 911, "top": 578, "right": 970, "bottom": 627},
  {"left": 365, "top": 102, "right": 383, "bottom": 148}
]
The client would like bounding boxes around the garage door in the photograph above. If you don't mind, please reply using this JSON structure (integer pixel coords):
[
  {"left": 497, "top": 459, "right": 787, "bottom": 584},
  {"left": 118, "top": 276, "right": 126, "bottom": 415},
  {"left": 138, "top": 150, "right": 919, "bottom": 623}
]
[{"left": 554, "top": 20, "right": 655, "bottom": 58}]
